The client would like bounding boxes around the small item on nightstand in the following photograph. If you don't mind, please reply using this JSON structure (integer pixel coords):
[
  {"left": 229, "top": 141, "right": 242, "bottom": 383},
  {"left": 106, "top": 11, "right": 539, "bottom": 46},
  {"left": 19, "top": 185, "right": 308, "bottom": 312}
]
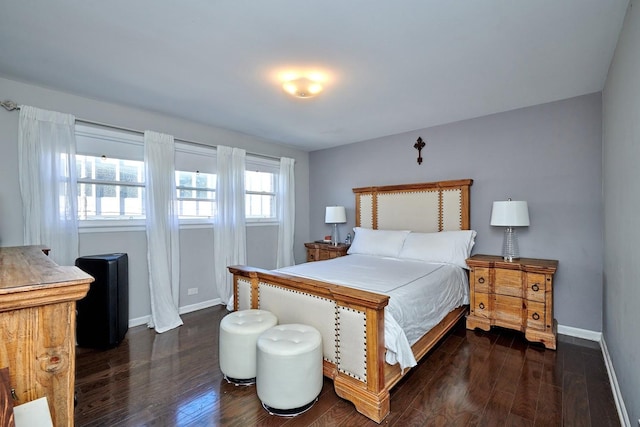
[{"left": 345, "top": 233, "right": 351, "bottom": 244}]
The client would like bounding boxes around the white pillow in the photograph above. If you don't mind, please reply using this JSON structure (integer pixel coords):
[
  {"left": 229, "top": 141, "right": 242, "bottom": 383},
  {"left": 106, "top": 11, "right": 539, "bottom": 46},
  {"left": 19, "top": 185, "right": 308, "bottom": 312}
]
[
  {"left": 397, "top": 230, "right": 477, "bottom": 268},
  {"left": 347, "top": 227, "right": 410, "bottom": 258}
]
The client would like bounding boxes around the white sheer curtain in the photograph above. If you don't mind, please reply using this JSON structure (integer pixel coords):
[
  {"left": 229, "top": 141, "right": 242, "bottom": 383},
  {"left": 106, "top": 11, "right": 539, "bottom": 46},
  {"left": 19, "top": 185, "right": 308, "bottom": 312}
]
[
  {"left": 144, "top": 130, "right": 183, "bottom": 333},
  {"left": 276, "top": 157, "right": 295, "bottom": 268},
  {"left": 18, "top": 106, "right": 79, "bottom": 266},
  {"left": 214, "top": 145, "right": 247, "bottom": 310}
]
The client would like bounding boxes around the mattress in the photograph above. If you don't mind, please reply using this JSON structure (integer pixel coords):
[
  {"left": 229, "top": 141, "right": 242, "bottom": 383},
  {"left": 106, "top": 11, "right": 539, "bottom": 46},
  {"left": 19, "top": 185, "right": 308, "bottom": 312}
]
[{"left": 277, "top": 254, "right": 469, "bottom": 370}]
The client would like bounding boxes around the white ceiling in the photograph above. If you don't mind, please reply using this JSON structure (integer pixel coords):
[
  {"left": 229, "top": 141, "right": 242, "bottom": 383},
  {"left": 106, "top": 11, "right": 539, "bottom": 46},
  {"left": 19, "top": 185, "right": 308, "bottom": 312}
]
[{"left": 0, "top": 1, "right": 629, "bottom": 151}]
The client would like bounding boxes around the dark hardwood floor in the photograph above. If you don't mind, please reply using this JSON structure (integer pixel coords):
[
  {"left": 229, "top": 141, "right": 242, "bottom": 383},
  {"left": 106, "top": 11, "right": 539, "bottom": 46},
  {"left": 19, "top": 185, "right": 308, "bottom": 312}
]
[{"left": 74, "top": 305, "right": 620, "bottom": 426}]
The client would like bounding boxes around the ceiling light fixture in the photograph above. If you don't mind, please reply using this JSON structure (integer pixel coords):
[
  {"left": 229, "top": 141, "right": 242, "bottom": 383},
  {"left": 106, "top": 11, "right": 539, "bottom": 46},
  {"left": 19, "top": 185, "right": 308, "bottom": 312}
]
[{"left": 282, "top": 77, "right": 323, "bottom": 98}]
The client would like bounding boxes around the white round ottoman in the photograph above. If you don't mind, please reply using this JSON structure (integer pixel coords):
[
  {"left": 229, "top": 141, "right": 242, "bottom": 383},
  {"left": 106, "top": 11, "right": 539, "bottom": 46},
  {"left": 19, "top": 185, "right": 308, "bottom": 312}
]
[
  {"left": 219, "top": 309, "right": 278, "bottom": 385},
  {"left": 256, "top": 324, "right": 323, "bottom": 417}
]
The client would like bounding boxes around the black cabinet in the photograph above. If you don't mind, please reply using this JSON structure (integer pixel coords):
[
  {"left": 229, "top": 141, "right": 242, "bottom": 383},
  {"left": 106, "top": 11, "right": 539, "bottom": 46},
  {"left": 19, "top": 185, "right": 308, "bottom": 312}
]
[{"left": 75, "top": 253, "right": 129, "bottom": 348}]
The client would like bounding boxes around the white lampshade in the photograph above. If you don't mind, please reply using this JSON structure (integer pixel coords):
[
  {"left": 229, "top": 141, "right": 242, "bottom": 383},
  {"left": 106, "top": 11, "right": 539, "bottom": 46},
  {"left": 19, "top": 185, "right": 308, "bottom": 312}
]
[
  {"left": 325, "top": 206, "right": 346, "bottom": 224},
  {"left": 490, "top": 200, "right": 530, "bottom": 227}
]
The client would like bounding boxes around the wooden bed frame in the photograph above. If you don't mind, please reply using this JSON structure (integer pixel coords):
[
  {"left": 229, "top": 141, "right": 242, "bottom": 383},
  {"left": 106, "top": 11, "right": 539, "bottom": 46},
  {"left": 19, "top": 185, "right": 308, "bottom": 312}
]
[{"left": 228, "top": 178, "right": 472, "bottom": 423}]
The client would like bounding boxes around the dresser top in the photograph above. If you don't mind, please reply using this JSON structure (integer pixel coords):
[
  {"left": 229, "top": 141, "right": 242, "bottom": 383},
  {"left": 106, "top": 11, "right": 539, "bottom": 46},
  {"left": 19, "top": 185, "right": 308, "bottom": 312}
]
[
  {"left": 466, "top": 254, "right": 558, "bottom": 273},
  {"left": 0, "top": 246, "right": 93, "bottom": 292}
]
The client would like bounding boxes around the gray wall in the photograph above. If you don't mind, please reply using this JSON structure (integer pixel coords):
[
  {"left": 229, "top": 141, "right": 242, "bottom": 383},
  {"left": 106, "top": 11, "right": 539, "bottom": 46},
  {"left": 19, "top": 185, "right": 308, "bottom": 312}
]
[
  {"left": 603, "top": 0, "right": 639, "bottom": 424},
  {"left": 310, "top": 93, "right": 603, "bottom": 332},
  {"left": 0, "top": 76, "right": 310, "bottom": 322}
]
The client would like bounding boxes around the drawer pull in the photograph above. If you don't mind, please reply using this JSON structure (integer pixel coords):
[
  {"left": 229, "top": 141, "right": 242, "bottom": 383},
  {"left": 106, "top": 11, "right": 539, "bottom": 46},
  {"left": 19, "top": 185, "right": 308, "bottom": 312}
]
[
  {"left": 478, "top": 277, "right": 485, "bottom": 284},
  {"left": 11, "top": 388, "right": 18, "bottom": 401},
  {"left": 531, "top": 283, "right": 540, "bottom": 292},
  {"left": 532, "top": 312, "right": 540, "bottom": 320},
  {"left": 478, "top": 302, "right": 485, "bottom": 310}
]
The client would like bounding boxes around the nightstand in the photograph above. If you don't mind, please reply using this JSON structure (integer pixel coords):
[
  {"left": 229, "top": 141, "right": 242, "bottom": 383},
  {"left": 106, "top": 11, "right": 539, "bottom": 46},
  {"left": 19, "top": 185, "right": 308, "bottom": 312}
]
[
  {"left": 304, "top": 242, "right": 350, "bottom": 262},
  {"left": 466, "top": 254, "right": 559, "bottom": 349}
]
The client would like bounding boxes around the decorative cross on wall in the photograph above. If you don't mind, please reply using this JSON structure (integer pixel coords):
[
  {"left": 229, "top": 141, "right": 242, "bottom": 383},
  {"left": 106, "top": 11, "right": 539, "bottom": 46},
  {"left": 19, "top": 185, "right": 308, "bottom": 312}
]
[{"left": 413, "top": 137, "right": 426, "bottom": 165}]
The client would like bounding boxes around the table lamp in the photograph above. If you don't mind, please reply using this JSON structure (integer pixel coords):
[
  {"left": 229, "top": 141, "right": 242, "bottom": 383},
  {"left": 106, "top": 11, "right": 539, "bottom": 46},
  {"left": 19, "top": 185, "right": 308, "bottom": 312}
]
[
  {"left": 490, "top": 199, "right": 530, "bottom": 261},
  {"left": 325, "top": 206, "right": 346, "bottom": 246}
]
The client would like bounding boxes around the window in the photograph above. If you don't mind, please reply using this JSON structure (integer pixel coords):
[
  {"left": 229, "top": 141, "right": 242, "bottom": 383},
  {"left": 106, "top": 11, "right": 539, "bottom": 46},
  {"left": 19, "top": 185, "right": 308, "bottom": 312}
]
[
  {"left": 75, "top": 124, "right": 282, "bottom": 225},
  {"left": 245, "top": 157, "right": 278, "bottom": 222},
  {"left": 175, "top": 170, "right": 216, "bottom": 218},
  {"left": 175, "top": 143, "right": 217, "bottom": 220},
  {"left": 75, "top": 125, "right": 145, "bottom": 221},
  {"left": 77, "top": 155, "right": 145, "bottom": 219}
]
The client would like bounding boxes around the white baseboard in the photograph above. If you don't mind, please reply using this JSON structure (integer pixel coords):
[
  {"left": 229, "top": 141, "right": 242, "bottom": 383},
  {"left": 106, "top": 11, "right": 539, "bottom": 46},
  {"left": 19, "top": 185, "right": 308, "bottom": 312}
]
[
  {"left": 128, "top": 298, "right": 223, "bottom": 328},
  {"left": 557, "top": 324, "right": 602, "bottom": 341},
  {"left": 601, "top": 337, "right": 631, "bottom": 427},
  {"left": 128, "top": 315, "right": 150, "bottom": 328},
  {"left": 179, "top": 298, "right": 223, "bottom": 315}
]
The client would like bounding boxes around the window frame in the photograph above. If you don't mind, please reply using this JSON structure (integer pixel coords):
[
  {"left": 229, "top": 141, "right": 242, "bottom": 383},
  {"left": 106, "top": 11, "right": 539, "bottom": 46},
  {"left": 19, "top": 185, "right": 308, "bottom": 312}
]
[
  {"left": 174, "top": 142, "right": 217, "bottom": 223},
  {"left": 244, "top": 156, "right": 279, "bottom": 225},
  {"left": 75, "top": 124, "right": 146, "bottom": 230}
]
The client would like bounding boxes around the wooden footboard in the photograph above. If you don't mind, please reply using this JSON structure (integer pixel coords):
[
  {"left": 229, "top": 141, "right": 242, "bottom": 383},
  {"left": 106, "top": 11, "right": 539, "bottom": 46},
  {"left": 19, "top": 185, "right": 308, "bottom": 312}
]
[{"left": 228, "top": 265, "right": 467, "bottom": 423}]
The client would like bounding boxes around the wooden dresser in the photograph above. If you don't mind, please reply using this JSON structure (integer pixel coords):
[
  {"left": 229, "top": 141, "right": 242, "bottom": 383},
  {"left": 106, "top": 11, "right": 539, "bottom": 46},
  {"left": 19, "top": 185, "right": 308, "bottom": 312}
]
[
  {"left": 0, "top": 246, "right": 93, "bottom": 427},
  {"left": 304, "top": 242, "right": 350, "bottom": 262},
  {"left": 466, "top": 254, "right": 558, "bottom": 349}
]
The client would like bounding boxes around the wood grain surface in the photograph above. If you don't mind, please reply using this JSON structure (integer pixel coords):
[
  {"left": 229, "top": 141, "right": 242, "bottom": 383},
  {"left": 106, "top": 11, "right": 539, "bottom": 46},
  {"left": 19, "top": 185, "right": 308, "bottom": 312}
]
[
  {"left": 0, "top": 367, "right": 15, "bottom": 427},
  {"left": 0, "top": 246, "right": 93, "bottom": 427},
  {"left": 74, "top": 305, "right": 621, "bottom": 426}
]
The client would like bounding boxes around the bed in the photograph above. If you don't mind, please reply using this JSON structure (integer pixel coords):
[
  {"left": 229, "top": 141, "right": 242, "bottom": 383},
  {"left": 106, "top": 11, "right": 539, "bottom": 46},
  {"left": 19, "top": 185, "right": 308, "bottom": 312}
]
[{"left": 228, "top": 178, "right": 473, "bottom": 423}]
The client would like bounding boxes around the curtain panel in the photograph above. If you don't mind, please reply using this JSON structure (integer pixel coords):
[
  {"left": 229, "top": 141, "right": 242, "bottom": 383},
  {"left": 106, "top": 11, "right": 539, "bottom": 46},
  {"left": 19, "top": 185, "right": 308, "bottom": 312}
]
[
  {"left": 276, "top": 157, "right": 295, "bottom": 268},
  {"left": 18, "top": 105, "right": 79, "bottom": 266},
  {"left": 214, "top": 145, "right": 247, "bottom": 310},
  {"left": 144, "top": 130, "right": 183, "bottom": 333}
]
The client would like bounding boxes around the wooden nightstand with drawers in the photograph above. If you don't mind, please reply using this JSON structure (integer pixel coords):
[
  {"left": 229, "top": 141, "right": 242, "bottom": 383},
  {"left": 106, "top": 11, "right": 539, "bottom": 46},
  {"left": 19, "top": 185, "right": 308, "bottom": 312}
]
[
  {"left": 304, "top": 242, "right": 350, "bottom": 262},
  {"left": 466, "top": 254, "right": 559, "bottom": 349}
]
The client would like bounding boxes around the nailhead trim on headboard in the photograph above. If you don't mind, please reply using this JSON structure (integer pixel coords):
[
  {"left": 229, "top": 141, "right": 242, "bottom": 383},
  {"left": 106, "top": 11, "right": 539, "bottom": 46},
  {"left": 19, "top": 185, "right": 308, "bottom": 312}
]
[{"left": 353, "top": 179, "right": 472, "bottom": 231}]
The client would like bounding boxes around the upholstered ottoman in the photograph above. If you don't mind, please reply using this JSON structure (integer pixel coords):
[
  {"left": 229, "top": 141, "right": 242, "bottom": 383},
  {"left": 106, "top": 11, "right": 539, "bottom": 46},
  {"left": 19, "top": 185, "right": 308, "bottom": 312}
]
[
  {"left": 256, "top": 324, "right": 323, "bottom": 416},
  {"left": 219, "top": 309, "right": 278, "bottom": 385}
]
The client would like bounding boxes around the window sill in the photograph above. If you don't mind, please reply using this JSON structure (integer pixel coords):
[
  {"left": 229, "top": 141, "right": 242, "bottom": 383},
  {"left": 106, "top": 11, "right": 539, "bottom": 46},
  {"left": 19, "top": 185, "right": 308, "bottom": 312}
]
[{"left": 79, "top": 219, "right": 278, "bottom": 233}]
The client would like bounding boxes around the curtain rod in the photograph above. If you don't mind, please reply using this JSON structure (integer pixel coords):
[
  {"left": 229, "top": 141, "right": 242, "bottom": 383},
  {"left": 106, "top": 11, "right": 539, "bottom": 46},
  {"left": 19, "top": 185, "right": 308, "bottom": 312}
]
[{"left": 1, "top": 99, "right": 282, "bottom": 162}]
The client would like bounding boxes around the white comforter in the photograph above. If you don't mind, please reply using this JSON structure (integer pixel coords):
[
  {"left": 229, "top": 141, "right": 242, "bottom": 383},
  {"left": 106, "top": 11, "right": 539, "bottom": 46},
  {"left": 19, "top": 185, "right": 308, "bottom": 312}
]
[{"left": 277, "top": 254, "right": 469, "bottom": 370}]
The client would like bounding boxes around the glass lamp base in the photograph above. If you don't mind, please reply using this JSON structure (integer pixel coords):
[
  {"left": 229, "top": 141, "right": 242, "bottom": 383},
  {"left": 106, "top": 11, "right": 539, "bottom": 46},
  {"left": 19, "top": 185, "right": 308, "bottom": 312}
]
[
  {"left": 331, "top": 224, "right": 340, "bottom": 246},
  {"left": 502, "top": 227, "right": 520, "bottom": 261}
]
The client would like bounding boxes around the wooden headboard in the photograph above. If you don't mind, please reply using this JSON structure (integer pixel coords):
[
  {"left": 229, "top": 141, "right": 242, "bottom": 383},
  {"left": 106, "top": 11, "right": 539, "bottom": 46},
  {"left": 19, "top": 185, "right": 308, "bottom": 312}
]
[{"left": 353, "top": 179, "right": 472, "bottom": 232}]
